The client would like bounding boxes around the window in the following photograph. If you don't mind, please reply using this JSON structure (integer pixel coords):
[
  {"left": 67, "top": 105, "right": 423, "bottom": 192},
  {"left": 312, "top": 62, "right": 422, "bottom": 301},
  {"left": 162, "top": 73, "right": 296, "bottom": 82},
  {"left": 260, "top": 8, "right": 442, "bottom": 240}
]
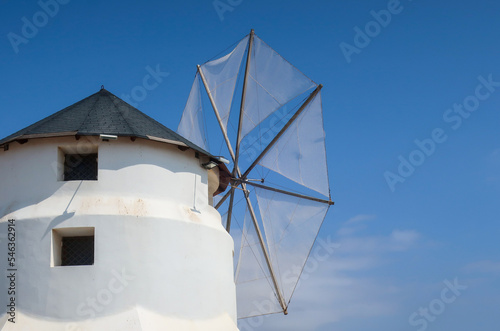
[
  {"left": 52, "top": 227, "right": 95, "bottom": 267},
  {"left": 57, "top": 143, "right": 99, "bottom": 181},
  {"left": 61, "top": 236, "right": 94, "bottom": 266},
  {"left": 64, "top": 153, "right": 98, "bottom": 181}
]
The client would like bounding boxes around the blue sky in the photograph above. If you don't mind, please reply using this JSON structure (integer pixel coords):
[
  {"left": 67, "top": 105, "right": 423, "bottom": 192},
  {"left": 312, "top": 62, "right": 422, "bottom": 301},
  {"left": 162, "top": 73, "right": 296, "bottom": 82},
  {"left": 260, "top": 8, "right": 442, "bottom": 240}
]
[{"left": 1, "top": 0, "right": 500, "bottom": 330}]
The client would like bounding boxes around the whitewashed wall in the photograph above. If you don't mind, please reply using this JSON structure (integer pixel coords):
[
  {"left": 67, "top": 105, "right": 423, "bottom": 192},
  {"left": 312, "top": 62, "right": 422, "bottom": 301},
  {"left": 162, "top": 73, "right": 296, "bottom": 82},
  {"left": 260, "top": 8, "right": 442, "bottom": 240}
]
[{"left": 0, "top": 137, "right": 237, "bottom": 331}]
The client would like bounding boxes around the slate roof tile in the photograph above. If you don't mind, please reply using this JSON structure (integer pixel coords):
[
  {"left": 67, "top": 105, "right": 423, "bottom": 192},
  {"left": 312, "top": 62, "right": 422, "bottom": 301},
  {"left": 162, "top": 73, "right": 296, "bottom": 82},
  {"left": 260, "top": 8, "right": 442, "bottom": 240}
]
[{"left": 0, "top": 88, "right": 211, "bottom": 157}]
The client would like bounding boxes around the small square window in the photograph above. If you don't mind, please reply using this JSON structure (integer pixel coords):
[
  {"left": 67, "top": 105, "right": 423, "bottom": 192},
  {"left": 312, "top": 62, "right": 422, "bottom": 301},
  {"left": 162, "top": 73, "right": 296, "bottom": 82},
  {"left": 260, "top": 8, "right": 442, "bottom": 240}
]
[
  {"left": 61, "top": 236, "right": 94, "bottom": 266},
  {"left": 64, "top": 153, "right": 98, "bottom": 181},
  {"left": 52, "top": 227, "right": 95, "bottom": 267}
]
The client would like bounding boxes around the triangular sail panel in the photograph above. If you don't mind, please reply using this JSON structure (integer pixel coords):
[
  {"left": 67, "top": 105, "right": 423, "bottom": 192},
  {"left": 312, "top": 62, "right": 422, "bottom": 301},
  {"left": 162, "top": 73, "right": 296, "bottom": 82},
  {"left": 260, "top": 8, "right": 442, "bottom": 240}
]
[
  {"left": 259, "top": 92, "right": 330, "bottom": 197},
  {"left": 255, "top": 187, "right": 330, "bottom": 306},
  {"left": 199, "top": 36, "right": 249, "bottom": 133},
  {"left": 177, "top": 73, "right": 207, "bottom": 150},
  {"left": 240, "top": 35, "right": 317, "bottom": 139},
  {"left": 235, "top": 207, "right": 283, "bottom": 318}
]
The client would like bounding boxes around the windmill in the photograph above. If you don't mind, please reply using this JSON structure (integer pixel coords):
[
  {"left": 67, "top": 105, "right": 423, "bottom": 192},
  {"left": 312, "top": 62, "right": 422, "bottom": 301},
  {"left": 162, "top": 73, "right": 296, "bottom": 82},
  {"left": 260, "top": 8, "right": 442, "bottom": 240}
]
[{"left": 178, "top": 29, "right": 334, "bottom": 319}]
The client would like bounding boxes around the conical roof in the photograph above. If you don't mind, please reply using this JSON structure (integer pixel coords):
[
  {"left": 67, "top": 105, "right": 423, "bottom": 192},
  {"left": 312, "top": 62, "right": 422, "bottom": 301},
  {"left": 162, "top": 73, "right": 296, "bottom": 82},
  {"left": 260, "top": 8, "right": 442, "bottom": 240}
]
[{"left": 0, "top": 88, "right": 211, "bottom": 156}]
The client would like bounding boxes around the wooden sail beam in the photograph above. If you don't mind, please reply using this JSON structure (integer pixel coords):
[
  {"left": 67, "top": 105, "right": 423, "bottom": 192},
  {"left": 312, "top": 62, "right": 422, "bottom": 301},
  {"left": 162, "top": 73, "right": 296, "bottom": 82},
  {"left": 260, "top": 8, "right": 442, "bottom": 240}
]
[
  {"left": 234, "top": 179, "right": 334, "bottom": 206},
  {"left": 241, "top": 181, "right": 289, "bottom": 315},
  {"left": 225, "top": 29, "right": 255, "bottom": 232},
  {"left": 215, "top": 188, "right": 232, "bottom": 210},
  {"left": 225, "top": 188, "right": 236, "bottom": 232},
  {"left": 197, "top": 65, "right": 237, "bottom": 163},
  {"left": 233, "top": 29, "right": 255, "bottom": 179},
  {"left": 198, "top": 65, "right": 243, "bottom": 231},
  {"left": 241, "top": 84, "right": 323, "bottom": 180}
]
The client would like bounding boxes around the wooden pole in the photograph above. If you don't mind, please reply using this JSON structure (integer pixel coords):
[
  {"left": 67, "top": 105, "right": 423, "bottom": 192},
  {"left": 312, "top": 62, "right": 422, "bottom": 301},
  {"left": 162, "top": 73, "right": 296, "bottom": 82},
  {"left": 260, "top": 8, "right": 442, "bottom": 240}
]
[
  {"left": 241, "top": 181, "right": 288, "bottom": 314},
  {"left": 234, "top": 179, "right": 334, "bottom": 206},
  {"left": 197, "top": 65, "right": 237, "bottom": 163},
  {"left": 233, "top": 29, "right": 255, "bottom": 179}
]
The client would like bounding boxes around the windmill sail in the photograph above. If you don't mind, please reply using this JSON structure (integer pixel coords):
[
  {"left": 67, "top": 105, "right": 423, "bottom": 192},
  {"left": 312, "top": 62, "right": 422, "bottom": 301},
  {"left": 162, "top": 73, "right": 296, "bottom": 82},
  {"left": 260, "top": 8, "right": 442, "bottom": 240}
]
[
  {"left": 177, "top": 73, "right": 207, "bottom": 150},
  {"left": 199, "top": 36, "right": 249, "bottom": 133},
  {"left": 234, "top": 206, "right": 283, "bottom": 317},
  {"left": 177, "top": 36, "right": 248, "bottom": 151},
  {"left": 177, "top": 30, "right": 334, "bottom": 320},
  {"left": 241, "top": 36, "right": 317, "bottom": 139},
  {"left": 259, "top": 91, "right": 330, "bottom": 197},
  {"left": 256, "top": 188, "right": 330, "bottom": 305}
]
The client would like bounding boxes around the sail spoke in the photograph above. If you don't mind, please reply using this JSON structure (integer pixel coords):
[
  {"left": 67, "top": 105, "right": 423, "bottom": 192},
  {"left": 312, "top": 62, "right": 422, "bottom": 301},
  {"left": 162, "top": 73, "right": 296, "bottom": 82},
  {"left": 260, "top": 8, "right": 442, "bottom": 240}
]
[
  {"left": 234, "top": 179, "right": 333, "bottom": 206},
  {"left": 215, "top": 188, "right": 232, "bottom": 210},
  {"left": 225, "top": 187, "right": 237, "bottom": 232},
  {"left": 242, "top": 183, "right": 288, "bottom": 312},
  {"left": 198, "top": 66, "right": 237, "bottom": 162},
  {"left": 233, "top": 30, "right": 255, "bottom": 191}
]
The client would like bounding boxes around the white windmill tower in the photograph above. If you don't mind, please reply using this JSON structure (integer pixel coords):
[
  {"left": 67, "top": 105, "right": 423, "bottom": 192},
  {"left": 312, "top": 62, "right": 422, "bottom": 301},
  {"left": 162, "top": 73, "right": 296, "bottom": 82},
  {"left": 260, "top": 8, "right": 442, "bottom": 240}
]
[{"left": 0, "top": 87, "right": 238, "bottom": 330}]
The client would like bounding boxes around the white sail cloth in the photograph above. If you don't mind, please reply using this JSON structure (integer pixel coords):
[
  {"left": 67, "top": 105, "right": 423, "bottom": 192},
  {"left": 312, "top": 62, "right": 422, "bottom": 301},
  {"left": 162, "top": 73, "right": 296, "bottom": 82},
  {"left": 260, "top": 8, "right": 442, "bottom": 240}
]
[
  {"left": 234, "top": 207, "right": 281, "bottom": 317},
  {"left": 234, "top": 189, "right": 330, "bottom": 318},
  {"left": 259, "top": 92, "right": 330, "bottom": 198},
  {"left": 177, "top": 36, "right": 248, "bottom": 151},
  {"left": 177, "top": 73, "right": 206, "bottom": 150},
  {"left": 240, "top": 36, "right": 317, "bottom": 139},
  {"left": 199, "top": 36, "right": 249, "bottom": 133}
]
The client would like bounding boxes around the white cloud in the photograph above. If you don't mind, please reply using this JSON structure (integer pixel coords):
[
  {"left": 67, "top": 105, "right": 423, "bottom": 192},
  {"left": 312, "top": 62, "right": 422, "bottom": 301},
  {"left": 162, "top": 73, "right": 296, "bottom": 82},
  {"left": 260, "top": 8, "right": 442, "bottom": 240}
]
[
  {"left": 337, "top": 215, "right": 420, "bottom": 253},
  {"left": 345, "top": 214, "right": 376, "bottom": 224},
  {"left": 463, "top": 260, "right": 500, "bottom": 274},
  {"left": 246, "top": 263, "right": 401, "bottom": 331},
  {"left": 389, "top": 229, "right": 420, "bottom": 251},
  {"left": 390, "top": 229, "right": 419, "bottom": 243},
  {"left": 338, "top": 214, "right": 375, "bottom": 236},
  {"left": 336, "top": 230, "right": 420, "bottom": 254},
  {"left": 242, "top": 214, "right": 423, "bottom": 331}
]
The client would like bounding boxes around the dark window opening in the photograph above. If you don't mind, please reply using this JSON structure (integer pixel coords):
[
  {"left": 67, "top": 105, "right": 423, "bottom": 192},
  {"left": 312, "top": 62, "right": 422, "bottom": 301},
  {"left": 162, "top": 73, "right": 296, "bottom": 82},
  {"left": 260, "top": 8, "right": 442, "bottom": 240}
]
[
  {"left": 64, "top": 153, "right": 98, "bottom": 181},
  {"left": 61, "top": 236, "right": 94, "bottom": 266}
]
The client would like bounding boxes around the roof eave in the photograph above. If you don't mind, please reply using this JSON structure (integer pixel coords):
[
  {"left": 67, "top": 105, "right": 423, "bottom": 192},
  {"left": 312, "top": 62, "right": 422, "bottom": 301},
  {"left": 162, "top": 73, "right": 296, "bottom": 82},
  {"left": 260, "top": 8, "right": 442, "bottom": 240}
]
[{"left": 0, "top": 132, "right": 213, "bottom": 159}]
